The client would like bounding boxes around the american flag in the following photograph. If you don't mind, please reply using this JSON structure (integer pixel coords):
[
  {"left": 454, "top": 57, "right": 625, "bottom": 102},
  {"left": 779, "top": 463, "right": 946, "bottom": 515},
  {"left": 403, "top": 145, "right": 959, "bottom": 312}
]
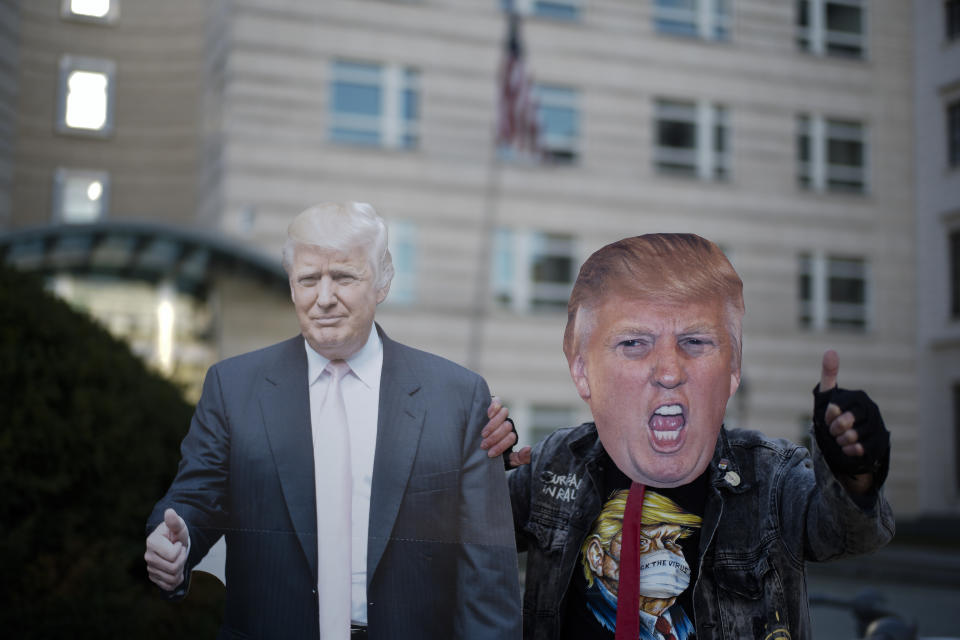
[{"left": 497, "top": 10, "right": 539, "bottom": 154}]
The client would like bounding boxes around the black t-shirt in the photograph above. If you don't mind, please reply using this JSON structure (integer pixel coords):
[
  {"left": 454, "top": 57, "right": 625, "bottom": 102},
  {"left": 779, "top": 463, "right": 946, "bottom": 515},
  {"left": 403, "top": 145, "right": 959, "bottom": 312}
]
[{"left": 560, "top": 458, "right": 708, "bottom": 640}]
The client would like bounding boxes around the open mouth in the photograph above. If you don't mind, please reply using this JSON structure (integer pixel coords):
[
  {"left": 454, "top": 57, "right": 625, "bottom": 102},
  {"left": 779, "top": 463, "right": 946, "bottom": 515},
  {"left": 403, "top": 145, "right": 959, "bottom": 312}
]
[{"left": 649, "top": 403, "right": 686, "bottom": 451}]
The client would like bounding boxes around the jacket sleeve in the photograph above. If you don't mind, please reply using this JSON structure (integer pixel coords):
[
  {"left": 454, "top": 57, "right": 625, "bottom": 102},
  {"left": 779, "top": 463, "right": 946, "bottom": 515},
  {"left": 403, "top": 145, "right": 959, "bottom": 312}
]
[
  {"left": 146, "top": 363, "right": 232, "bottom": 598},
  {"left": 507, "top": 440, "right": 536, "bottom": 553},
  {"left": 783, "top": 431, "right": 895, "bottom": 563},
  {"left": 453, "top": 374, "right": 523, "bottom": 639}
]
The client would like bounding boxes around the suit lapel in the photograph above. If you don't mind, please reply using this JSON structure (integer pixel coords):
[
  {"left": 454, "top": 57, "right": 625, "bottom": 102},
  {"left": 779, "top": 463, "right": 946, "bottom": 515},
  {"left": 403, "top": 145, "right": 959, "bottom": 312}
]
[
  {"left": 260, "top": 337, "right": 319, "bottom": 579},
  {"left": 367, "top": 328, "right": 425, "bottom": 583}
]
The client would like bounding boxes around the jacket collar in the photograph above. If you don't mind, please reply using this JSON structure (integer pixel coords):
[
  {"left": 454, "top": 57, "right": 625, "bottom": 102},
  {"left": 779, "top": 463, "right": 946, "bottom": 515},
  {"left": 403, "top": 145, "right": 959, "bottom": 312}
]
[
  {"left": 709, "top": 426, "right": 750, "bottom": 494},
  {"left": 566, "top": 422, "right": 607, "bottom": 462},
  {"left": 260, "top": 336, "right": 318, "bottom": 577},
  {"left": 566, "top": 422, "right": 749, "bottom": 493},
  {"left": 366, "top": 324, "right": 425, "bottom": 584}
]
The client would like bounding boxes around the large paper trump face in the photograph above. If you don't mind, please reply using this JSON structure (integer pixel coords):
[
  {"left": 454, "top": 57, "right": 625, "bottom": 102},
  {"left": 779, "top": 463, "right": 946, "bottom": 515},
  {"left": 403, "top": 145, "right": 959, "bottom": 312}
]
[{"left": 564, "top": 234, "right": 744, "bottom": 488}]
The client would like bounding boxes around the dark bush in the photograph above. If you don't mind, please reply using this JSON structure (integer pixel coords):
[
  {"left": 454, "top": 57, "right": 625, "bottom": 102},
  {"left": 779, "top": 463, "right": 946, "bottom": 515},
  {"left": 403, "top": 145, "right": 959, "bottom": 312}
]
[{"left": 0, "top": 264, "right": 224, "bottom": 638}]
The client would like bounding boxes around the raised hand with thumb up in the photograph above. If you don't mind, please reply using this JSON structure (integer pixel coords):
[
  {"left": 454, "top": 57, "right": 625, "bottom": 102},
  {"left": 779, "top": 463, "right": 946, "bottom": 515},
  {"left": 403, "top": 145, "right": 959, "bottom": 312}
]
[
  {"left": 145, "top": 508, "right": 190, "bottom": 591},
  {"left": 812, "top": 350, "right": 890, "bottom": 495}
]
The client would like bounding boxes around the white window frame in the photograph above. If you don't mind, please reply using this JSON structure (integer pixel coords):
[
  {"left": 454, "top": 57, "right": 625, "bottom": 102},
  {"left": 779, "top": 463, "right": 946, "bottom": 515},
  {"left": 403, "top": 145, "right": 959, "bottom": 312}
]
[
  {"left": 797, "top": 113, "right": 868, "bottom": 194},
  {"left": 385, "top": 220, "right": 417, "bottom": 305},
  {"left": 654, "top": 98, "right": 729, "bottom": 180},
  {"left": 797, "top": 0, "right": 866, "bottom": 58},
  {"left": 52, "top": 168, "right": 110, "bottom": 223},
  {"left": 493, "top": 228, "right": 576, "bottom": 313},
  {"left": 506, "top": 403, "right": 580, "bottom": 445},
  {"left": 505, "top": 0, "right": 582, "bottom": 21},
  {"left": 329, "top": 60, "right": 420, "bottom": 150},
  {"left": 653, "top": 0, "right": 731, "bottom": 41},
  {"left": 528, "top": 405, "right": 576, "bottom": 444},
  {"left": 60, "top": 0, "right": 120, "bottom": 24},
  {"left": 534, "top": 84, "right": 580, "bottom": 163},
  {"left": 56, "top": 55, "right": 116, "bottom": 137},
  {"left": 799, "top": 252, "right": 870, "bottom": 331}
]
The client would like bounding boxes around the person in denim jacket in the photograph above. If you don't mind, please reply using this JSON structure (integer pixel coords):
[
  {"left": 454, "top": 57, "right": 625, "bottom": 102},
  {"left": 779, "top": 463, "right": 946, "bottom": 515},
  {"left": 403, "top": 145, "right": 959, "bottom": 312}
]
[{"left": 508, "top": 234, "right": 893, "bottom": 640}]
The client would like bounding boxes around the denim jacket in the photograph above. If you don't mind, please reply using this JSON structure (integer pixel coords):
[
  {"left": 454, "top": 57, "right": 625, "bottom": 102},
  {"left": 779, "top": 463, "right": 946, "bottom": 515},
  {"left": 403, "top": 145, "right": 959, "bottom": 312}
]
[{"left": 509, "top": 423, "right": 895, "bottom": 640}]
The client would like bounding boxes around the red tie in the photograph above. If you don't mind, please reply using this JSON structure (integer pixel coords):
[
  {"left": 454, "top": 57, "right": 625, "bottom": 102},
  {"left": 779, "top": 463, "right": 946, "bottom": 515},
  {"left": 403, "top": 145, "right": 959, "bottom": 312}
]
[
  {"left": 655, "top": 615, "right": 678, "bottom": 640},
  {"left": 614, "top": 482, "right": 646, "bottom": 640}
]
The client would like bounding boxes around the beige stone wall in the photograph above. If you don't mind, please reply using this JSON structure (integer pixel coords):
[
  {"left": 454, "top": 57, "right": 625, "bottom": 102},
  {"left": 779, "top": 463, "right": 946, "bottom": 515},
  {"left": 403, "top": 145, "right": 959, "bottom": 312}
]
[
  {"left": 214, "top": 275, "right": 299, "bottom": 359},
  {"left": 198, "top": 0, "right": 919, "bottom": 513},
  {"left": 2, "top": 1, "right": 917, "bottom": 514},
  {"left": 0, "top": 1, "right": 21, "bottom": 228},
  {"left": 10, "top": 0, "right": 207, "bottom": 227}
]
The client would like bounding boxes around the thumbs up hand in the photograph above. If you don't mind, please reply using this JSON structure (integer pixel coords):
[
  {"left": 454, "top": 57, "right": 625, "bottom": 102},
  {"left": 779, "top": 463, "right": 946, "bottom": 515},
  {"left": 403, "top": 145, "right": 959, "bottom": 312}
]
[
  {"left": 812, "top": 350, "right": 890, "bottom": 494},
  {"left": 145, "top": 508, "right": 190, "bottom": 591}
]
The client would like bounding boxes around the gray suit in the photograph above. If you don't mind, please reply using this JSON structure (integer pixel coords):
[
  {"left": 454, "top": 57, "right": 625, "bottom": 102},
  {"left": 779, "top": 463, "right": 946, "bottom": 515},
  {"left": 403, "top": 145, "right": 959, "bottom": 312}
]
[{"left": 148, "top": 326, "right": 521, "bottom": 639}]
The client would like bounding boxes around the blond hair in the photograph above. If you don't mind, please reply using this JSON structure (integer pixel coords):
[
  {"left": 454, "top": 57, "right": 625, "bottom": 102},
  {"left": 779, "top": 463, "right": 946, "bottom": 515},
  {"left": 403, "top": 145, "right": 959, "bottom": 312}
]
[
  {"left": 281, "top": 201, "right": 394, "bottom": 293},
  {"left": 640, "top": 491, "right": 702, "bottom": 529},
  {"left": 580, "top": 489, "right": 701, "bottom": 587}
]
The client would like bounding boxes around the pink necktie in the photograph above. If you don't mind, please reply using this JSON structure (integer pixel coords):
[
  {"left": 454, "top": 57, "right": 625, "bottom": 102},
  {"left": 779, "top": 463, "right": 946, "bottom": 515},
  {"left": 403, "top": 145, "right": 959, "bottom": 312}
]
[{"left": 314, "top": 360, "right": 352, "bottom": 639}]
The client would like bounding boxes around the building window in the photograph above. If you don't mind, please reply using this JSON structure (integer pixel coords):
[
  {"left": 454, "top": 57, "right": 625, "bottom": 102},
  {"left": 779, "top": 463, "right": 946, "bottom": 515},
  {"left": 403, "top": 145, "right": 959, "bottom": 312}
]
[
  {"left": 60, "top": 0, "right": 119, "bottom": 24},
  {"left": 797, "top": 114, "right": 867, "bottom": 193},
  {"left": 493, "top": 228, "right": 575, "bottom": 312},
  {"left": 947, "top": 0, "right": 960, "bottom": 40},
  {"left": 329, "top": 61, "right": 419, "bottom": 150},
  {"left": 797, "top": 0, "right": 864, "bottom": 58},
  {"left": 503, "top": 0, "right": 581, "bottom": 21},
  {"left": 534, "top": 85, "right": 579, "bottom": 163},
  {"left": 56, "top": 55, "right": 116, "bottom": 137},
  {"left": 52, "top": 168, "right": 110, "bottom": 223},
  {"left": 653, "top": 0, "right": 731, "bottom": 41},
  {"left": 949, "top": 100, "right": 960, "bottom": 168},
  {"left": 386, "top": 220, "right": 417, "bottom": 304},
  {"left": 950, "top": 229, "right": 960, "bottom": 319},
  {"left": 529, "top": 405, "right": 575, "bottom": 443},
  {"left": 53, "top": 168, "right": 110, "bottom": 223},
  {"left": 799, "top": 253, "right": 869, "bottom": 331},
  {"left": 654, "top": 99, "right": 729, "bottom": 180}
]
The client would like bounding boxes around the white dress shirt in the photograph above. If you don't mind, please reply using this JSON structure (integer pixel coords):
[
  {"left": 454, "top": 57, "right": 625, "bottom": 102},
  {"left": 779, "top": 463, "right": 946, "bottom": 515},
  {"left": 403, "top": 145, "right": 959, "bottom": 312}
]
[
  {"left": 305, "top": 324, "right": 382, "bottom": 626},
  {"left": 639, "top": 608, "right": 677, "bottom": 640}
]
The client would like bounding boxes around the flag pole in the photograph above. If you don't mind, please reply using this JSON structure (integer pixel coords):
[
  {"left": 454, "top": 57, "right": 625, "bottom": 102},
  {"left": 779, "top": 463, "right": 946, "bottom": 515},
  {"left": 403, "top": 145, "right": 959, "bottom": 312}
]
[
  {"left": 467, "top": 8, "right": 536, "bottom": 373},
  {"left": 466, "top": 71, "right": 505, "bottom": 374}
]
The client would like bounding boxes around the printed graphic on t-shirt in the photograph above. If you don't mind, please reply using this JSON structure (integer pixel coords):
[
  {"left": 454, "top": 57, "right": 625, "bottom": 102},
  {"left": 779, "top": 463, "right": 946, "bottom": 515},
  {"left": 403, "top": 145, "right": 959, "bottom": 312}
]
[{"left": 580, "top": 489, "right": 701, "bottom": 640}]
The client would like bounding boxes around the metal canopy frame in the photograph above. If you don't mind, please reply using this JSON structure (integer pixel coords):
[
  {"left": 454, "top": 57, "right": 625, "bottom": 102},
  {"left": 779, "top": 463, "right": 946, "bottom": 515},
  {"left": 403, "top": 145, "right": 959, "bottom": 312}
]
[{"left": 0, "top": 221, "right": 288, "bottom": 298}]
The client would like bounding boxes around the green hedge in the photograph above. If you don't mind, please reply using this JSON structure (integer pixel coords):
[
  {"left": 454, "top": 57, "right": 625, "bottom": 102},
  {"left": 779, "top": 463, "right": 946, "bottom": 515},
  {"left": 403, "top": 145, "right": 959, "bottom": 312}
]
[{"left": 0, "top": 264, "right": 224, "bottom": 638}]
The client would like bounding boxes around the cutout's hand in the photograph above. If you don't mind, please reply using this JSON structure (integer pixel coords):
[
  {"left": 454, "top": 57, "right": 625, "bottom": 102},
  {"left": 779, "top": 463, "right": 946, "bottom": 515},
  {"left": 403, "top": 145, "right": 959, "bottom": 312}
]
[
  {"left": 145, "top": 508, "right": 189, "bottom": 591},
  {"left": 482, "top": 396, "right": 517, "bottom": 457}
]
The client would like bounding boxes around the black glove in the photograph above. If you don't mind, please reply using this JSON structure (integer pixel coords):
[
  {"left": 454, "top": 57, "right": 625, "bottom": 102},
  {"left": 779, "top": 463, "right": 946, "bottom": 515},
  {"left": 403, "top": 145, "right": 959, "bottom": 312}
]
[
  {"left": 812, "top": 384, "right": 890, "bottom": 488},
  {"left": 502, "top": 418, "right": 517, "bottom": 470}
]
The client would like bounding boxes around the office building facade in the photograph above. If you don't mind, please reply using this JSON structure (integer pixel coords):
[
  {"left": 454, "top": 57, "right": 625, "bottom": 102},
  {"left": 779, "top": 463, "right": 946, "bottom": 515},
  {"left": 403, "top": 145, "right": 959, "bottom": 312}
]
[{"left": 3, "top": 0, "right": 924, "bottom": 514}]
